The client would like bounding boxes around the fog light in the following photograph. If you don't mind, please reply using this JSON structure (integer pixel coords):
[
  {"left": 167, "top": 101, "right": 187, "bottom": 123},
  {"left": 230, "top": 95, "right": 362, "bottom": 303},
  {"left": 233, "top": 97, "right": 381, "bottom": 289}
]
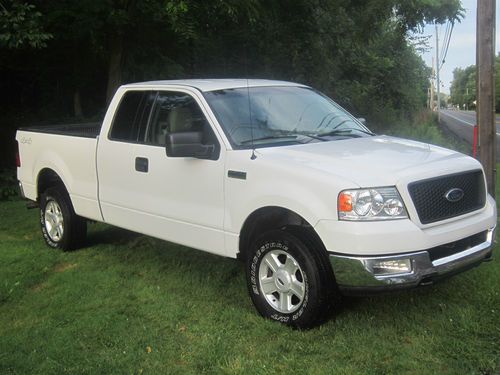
[{"left": 370, "top": 259, "right": 412, "bottom": 275}]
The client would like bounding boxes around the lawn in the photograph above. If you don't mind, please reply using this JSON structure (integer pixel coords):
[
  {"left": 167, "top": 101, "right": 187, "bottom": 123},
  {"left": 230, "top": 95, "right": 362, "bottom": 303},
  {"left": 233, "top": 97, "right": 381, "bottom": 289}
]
[{"left": 0, "top": 189, "right": 499, "bottom": 374}]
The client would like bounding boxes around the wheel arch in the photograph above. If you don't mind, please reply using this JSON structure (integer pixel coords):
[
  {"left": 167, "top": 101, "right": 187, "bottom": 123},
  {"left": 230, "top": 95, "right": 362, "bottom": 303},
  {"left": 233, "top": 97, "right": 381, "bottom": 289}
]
[
  {"left": 37, "top": 168, "right": 69, "bottom": 201},
  {"left": 238, "top": 206, "right": 327, "bottom": 261}
]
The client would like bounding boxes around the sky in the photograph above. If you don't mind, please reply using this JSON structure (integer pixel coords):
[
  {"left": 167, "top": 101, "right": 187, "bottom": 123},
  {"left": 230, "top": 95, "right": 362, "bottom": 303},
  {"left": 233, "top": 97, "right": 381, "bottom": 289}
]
[{"left": 418, "top": 0, "right": 499, "bottom": 94}]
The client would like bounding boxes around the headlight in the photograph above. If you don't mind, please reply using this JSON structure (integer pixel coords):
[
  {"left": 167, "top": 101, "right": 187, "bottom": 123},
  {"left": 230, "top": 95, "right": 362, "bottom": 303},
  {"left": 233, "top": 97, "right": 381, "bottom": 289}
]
[{"left": 338, "top": 187, "right": 408, "bottom": 221}]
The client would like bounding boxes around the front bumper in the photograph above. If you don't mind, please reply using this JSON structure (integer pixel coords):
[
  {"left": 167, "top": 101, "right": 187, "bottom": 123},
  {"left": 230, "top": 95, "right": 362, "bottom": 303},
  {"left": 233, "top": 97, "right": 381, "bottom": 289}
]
[{"left": 330, "top": 228, "right": 495, "bottom": 295}]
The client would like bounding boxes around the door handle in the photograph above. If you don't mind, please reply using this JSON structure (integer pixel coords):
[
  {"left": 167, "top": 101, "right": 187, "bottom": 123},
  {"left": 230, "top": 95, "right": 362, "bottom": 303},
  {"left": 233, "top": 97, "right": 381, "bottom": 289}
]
[{"left": 135, "top": 157, "right": 149, "bottom": 173}]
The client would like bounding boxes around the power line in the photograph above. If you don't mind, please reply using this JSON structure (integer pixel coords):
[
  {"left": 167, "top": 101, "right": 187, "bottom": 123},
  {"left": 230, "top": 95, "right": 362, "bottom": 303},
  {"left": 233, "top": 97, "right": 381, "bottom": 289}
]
[
  {"left": 437, "top": 20, "right": 454, "bottom": 71},
  {"left": 442, "top": 23, "right": 450, "bottom": 60},
  {"left": 440, "top": 22, "right": 454, "bottom": 68},
  {"left": 440, "top": 21, "right": 450, "bottom": 62}
]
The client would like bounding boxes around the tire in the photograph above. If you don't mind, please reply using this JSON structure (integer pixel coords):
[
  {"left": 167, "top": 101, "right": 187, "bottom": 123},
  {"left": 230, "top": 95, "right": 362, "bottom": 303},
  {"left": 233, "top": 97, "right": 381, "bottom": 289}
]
[
  {"left": 246, "top": 229, "right": 339, "bottom": 329},
  {"left": 39, "top": 187, "right": 87, "bottom": 251}
]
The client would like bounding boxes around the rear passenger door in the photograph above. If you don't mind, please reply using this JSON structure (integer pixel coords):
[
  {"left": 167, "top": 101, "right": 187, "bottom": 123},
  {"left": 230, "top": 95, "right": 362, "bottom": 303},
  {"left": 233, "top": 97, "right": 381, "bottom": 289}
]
[{"left": 97, "top": 88, "right": 226, "bottom": 255}]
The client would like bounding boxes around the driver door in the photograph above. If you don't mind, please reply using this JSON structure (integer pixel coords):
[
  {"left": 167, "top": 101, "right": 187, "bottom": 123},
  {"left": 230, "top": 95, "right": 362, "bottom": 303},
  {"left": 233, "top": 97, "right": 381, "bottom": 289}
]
[{"left": 98, "top": 88, "right": 226, "bottom": 255}]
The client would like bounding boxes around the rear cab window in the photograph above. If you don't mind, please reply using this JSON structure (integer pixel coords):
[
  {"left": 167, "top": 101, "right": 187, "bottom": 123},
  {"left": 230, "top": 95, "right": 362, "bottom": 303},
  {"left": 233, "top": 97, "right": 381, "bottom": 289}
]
[{"left": 109, "top": 91, "right": 155, "bottom": 142}]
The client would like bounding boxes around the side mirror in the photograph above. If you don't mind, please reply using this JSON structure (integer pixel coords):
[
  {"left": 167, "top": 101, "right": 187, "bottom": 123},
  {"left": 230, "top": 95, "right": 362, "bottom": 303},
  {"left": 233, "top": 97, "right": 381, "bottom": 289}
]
[
  {"left": 165, "top": 131, "right": 215, "bottom": 159},
  {"left": 357, "top": 117, "right": 367, "bottom": 125}
]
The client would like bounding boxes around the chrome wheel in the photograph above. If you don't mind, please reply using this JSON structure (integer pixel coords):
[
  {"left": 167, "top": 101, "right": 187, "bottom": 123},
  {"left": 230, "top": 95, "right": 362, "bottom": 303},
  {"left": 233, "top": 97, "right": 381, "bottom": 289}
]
[
  {"left": 258, "top": 249, "right": 306, "bottom": 313},
  {"left": 44, "top": 200, "right": 64, "bottom": 242}
]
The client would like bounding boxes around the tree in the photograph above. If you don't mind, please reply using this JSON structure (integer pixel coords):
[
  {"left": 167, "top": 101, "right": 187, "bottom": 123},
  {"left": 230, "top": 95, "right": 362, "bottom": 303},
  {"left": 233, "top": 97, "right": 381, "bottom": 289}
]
[
  {"left": 0, "top": 0, "right": 51, "bottom": 49},
  {"left": 449, "top": 60, "right": 500, "bottom": 112},
  {"left": 0, "top": 0, "right": 465, "bottom": 121}
]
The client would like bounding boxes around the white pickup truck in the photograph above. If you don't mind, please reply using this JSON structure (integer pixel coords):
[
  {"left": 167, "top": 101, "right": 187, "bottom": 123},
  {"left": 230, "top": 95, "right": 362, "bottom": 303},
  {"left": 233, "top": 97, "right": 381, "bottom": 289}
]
[{"left": 16, "top": 79, "right": 496, "bottom": 328}]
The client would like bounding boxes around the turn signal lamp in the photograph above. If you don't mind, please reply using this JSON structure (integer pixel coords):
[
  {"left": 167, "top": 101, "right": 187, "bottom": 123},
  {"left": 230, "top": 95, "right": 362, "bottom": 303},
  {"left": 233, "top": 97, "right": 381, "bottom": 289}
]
[{"left": 338, "top": 192, "right": 353, "bottom": 212}]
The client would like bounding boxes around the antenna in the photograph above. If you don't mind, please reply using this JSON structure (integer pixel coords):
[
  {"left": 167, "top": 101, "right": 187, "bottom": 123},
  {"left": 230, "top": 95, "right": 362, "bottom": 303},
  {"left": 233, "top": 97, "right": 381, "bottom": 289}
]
[
  {"left": 244, "top": 44, "right": 257, "bottom": 160},
  {"left": 246, "top": 78, "right": 257, "bottom": 160}
]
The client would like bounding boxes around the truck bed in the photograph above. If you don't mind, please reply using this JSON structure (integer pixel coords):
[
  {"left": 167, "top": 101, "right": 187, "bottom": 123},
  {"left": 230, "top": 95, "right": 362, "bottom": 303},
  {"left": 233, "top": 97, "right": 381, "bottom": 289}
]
[
  {"left": 16, "top": 123, "right": 103, "bottom": 222},
  {"left": 19, "top": 122, "right": 102, "bottom": 138}
]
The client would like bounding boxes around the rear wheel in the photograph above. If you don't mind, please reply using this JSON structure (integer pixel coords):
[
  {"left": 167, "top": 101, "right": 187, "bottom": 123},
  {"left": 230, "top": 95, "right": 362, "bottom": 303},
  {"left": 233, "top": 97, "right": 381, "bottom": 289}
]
[
  {"left": 246, "top": 229, "right": 338, "bottom": 328},
  {"left": 40, "top": 187, "right": 86, "bottom": 251}
]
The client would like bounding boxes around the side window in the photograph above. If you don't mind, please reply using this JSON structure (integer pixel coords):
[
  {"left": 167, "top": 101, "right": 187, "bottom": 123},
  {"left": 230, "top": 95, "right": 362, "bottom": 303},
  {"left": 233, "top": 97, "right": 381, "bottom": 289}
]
[
  {"left": 109, "top": 91, "right": 155, "bottom": 142},
  {"left": 147, "top": 92, "right": 217, "bottom": 147}
]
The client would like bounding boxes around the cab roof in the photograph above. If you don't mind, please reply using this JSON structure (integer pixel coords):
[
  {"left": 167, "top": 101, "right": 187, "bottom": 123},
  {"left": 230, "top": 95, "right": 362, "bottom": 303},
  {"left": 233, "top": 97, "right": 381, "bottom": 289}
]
[{"left": 122, "top": 79, "right": 307, "bottom": 92}]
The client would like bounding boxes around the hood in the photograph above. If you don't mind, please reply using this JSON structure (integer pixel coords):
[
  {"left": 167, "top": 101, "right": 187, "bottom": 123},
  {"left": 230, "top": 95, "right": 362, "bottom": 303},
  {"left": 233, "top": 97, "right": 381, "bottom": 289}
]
[{"left": 257, "top": 135, "right": 475, "bottom": 187}]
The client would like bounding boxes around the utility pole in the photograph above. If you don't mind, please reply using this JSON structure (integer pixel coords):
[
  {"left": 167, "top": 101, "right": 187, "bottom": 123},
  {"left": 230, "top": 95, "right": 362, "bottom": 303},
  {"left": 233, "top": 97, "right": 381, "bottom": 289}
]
[
  {"left": 435, "top": 24, "right": 440, "bottom": 121},
  {"left": 466, "top": 87, "right": 469, "bottom": 111},
  {"left": 476, "top": 0, "right": 496, "bottom": 197},
  {"left": 430, "top": 57, "right": 435, "bottom": 110}
]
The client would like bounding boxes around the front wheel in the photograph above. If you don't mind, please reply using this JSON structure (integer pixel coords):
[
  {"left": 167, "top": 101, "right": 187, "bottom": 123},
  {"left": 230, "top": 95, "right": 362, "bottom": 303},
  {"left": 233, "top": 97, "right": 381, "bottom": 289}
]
[
  {"left": 246, "top": 229, "right": 338, "bottom": 328},
  {"left": 40, "top": 187, "right": 87, "bottom": 251}
]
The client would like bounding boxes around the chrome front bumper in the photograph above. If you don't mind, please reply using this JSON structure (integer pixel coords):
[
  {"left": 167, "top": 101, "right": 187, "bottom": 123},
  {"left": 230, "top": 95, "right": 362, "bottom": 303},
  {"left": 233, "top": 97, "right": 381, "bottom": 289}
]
[{"left": 330, "top": 228, "right": 495, "bottom": 295}]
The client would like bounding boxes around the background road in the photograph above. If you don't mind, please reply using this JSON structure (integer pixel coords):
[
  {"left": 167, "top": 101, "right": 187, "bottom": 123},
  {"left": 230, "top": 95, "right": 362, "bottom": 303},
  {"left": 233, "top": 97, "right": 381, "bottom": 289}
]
[{"left": 439, "top": 109, "right": 500, "bottom": 162}]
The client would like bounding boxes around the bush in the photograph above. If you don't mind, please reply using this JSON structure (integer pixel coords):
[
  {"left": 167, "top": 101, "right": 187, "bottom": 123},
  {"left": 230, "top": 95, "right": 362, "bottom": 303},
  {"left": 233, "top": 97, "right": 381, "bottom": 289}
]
[{"left": 0, "top": 169, "right": 18, "bottom": 201}]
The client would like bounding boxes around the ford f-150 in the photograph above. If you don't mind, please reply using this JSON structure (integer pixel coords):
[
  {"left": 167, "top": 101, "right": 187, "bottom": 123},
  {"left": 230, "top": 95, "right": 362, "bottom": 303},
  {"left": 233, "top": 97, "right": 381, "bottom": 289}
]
[{"left": 16, "top": 79, "right": 497, "bottom": 328}]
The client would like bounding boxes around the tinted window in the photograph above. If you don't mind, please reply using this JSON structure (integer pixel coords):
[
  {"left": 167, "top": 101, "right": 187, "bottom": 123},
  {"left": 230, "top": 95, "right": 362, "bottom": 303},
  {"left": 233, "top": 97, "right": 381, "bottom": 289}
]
[
  {"left": 147, "top": 92, "right": 217, "bottom": 147},
  {"left": 110, "top": 91, "right": 155, "bottom": 142}
]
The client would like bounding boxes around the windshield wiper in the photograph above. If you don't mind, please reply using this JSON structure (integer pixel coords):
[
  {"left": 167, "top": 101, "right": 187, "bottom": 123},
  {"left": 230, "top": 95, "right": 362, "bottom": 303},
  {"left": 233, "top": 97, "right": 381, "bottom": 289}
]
[
  {"left": 318, "top": 129, "right": 360, "bottom": 138},
  {"left": 317, "top": 128, "right": 374, "bottom": 138},
  {"left": 277, "top": 130, "right": 328, "bottom": 142},
  {"left": 240, "top": 135, "right": 299, "bottom": 144}
]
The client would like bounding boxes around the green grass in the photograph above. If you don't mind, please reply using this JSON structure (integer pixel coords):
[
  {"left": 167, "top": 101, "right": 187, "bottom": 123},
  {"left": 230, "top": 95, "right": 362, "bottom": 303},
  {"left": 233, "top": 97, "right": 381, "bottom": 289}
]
[
  {"left": 1, "top": 152, "right": 499, "bottom": 374},
  {"left": 1, "top": 199, "right": 499, "bottom": 374}
]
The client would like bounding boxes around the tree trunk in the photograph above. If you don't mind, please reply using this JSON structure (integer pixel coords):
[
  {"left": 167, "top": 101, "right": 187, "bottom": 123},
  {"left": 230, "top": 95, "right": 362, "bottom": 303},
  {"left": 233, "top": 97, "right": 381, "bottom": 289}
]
[{"left": 106, "top": 35, "right": 124, "bottom": 105}]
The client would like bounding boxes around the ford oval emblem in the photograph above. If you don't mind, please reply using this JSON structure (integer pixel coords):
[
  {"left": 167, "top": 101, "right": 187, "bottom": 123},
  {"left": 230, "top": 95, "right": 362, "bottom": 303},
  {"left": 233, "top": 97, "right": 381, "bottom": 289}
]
[{"left": 444, "top": 188, "right": 464, "bottom": 202}]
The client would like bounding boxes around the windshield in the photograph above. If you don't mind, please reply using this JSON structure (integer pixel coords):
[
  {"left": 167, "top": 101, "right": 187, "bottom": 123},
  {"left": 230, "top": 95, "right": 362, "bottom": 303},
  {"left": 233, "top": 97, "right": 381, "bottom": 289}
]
[{"left": 203, "top": 86, "right": 373, "bottom": 148}]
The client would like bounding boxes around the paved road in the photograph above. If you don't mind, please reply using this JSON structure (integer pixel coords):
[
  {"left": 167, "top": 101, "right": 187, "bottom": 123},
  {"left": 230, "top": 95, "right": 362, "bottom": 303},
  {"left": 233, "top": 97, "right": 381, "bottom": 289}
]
[{"left": 439, "top": 109, "right": 500, "bottom": 161}]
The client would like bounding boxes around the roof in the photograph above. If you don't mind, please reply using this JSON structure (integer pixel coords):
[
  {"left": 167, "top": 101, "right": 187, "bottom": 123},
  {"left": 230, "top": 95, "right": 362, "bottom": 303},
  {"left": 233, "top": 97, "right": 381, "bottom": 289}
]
[{"left": 123, "top": 79, "right": 307, "bottom": 92}]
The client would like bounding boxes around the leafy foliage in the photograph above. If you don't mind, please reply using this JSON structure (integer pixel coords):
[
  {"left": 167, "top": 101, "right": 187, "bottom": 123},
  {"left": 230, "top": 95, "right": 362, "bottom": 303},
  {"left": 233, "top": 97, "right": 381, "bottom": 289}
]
[
  {"left": 450, "top": 65, "right": 476, "bottom": 110},
  {"left": 0, "top": 169, "right": 18, "bottom": 200},
  {"left": 450, "top": 54, "right": 500, "bottom": 112},
  {"left": 393, "top": 0, "right": 464, "bottom": 31},
  {"left": 0, "top": 1, "right": 51, "bottom": 48}
]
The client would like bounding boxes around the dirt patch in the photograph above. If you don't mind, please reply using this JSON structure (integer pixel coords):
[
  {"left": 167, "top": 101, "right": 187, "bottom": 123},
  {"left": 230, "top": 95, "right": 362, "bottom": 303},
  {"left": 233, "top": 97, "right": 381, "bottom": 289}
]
[
  {"left": 53, "top": 262, "right": 77, "bottom": 273},
  {"left": 30, "top": 262, "right": 77, "bottom": 292},
  {"left": 31, "top": 282, "right": 47, "bottom": 292}
]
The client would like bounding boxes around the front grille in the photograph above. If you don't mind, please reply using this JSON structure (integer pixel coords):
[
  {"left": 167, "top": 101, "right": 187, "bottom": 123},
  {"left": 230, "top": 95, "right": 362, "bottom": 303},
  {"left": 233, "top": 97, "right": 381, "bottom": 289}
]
[{"left": 408, "top": 170, "right": 486, "bottom": 224}]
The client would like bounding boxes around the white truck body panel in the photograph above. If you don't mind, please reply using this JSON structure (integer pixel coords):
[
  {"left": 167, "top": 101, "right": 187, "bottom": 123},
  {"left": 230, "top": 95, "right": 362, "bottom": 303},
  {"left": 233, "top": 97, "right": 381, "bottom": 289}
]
[
  {"left": 98, "top": 137, "right": 227, "bottom": 255},
  {"left": 16, "top": 79, "right": 497, "bottom": 263},
  {"left": 16, "top": 132, "right": 102, "bottom": 221}
]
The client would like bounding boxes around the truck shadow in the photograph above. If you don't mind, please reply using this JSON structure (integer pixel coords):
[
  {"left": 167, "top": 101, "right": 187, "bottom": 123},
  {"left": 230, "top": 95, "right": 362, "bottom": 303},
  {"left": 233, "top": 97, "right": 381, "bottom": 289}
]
[
  {"left": 84, "top": 224, "right": 140, "bottom": 247},
  {"left": 82, "top": 224, "right": 483, "bottom": 330},
  {"left": 82, "top": 223, "right": 249, "bottom": 310}
]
